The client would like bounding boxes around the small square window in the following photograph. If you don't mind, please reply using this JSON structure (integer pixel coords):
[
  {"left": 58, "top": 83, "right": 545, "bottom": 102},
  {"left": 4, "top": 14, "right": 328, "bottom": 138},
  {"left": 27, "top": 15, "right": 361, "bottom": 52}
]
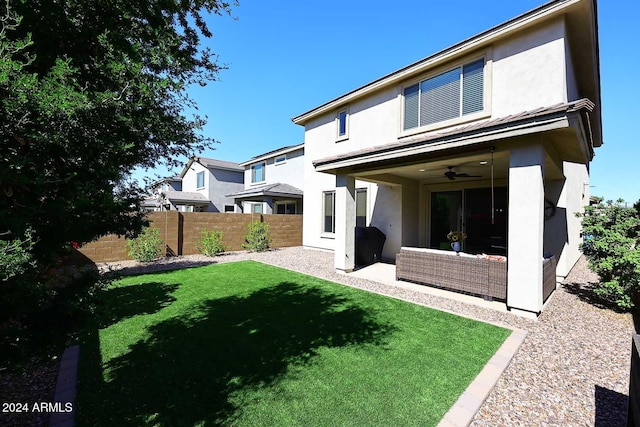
[
  {"left": 196, "top": 171, "right": 204, "bottom": 188},
  {"left": 275, "top": 155, "right": 287, "bottom": 165},
  {"left": 224, "top": 205, "right": 235, "bottom": 213},
  {"left": 252, "top": 203, "right": 263, "bottom": 214}
]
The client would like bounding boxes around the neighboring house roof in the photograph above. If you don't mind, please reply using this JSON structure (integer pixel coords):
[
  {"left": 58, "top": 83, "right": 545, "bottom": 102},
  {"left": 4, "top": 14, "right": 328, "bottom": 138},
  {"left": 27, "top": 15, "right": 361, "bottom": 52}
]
[
  {"left": 141, "top": 197, "right": 160, "bottom": 208},
  {"left": 291, "top": 0, "right": 601, "bottom": 147},
  {"left": 239, "top": 143, "right": 304, "bottom": 167},
  {"left": 162, "top": 190, "right": 210, "bottom": 204},
  {"left": 179, "top": 156, "right": 243, "bottom": 177},
  {"left": 151, "top": 176, "right": 182, "bottom": 187},
  {"left": 196, "top": 157, "right": 244, "bottom": 171},
  {"left": 313, "top": 99, "right": 595, "bottom": 172},
  {"left": 226, "top": 183, "right": 303, "bottom": 200}
]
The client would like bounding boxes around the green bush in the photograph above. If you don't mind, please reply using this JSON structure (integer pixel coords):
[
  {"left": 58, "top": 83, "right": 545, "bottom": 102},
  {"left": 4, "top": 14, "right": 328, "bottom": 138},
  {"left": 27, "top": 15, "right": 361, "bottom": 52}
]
[
  {"left": 195, "top": 229, "right": 226, "bottom": 257},
  {"left": 0, "top": 231, "right": 109, "bottom": 365},
  {"left": 0, "top": 229, "right": 36, "bottom": 281},
  {"left": 578, "top": 199, "right": 640, "bottom": 309},
  {"left": 127, "top": 227, "right": 164, "bottom": 262},
  {"left": 242, "top": 221, "right": 271, "bottom": 252}
]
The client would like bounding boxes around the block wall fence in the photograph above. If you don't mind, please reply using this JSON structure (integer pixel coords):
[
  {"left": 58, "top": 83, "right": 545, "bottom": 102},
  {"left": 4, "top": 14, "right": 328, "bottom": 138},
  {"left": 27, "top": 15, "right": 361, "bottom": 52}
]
[{"left": 78, "top": 211, "right": 302, "bottom": 263}]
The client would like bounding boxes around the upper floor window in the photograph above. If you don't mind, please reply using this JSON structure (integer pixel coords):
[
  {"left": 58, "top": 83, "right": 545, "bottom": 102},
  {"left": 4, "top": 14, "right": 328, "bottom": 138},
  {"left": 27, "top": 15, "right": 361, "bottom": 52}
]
[
  {"left": 196, "top": 171, "right": 204, "bottom": 188},
  {"left": 274, "top": 155, "right": 286, "bottom": 165},
  {"left": 251, "top": 162, "right": 265, "bottom": 183},
  {"left": 403, "top": 58, "right": 484, "bottom": 131},
  {"left": 336, "top": 107, "right": 349, "bottom": 141}
]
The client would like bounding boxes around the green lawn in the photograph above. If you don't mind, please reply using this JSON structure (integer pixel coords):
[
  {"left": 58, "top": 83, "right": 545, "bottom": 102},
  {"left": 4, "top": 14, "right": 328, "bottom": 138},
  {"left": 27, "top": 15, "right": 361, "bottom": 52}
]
[{"left": 77, "top": 260, "right": 510, "bottom": 426}]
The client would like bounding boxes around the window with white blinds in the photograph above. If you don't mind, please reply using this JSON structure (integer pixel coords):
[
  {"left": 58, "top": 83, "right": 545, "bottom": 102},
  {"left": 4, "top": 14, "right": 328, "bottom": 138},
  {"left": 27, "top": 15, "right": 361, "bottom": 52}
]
[{"left": 403, "top": 59, "right": 484, "bottom": 130}]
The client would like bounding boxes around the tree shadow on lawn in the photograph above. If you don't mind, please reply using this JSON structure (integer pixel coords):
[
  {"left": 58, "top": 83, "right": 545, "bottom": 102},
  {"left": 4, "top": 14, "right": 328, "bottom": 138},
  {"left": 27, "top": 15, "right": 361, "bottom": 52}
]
[
  {"left": 93, "top": 282, "right": 179, "bottom": 329},
  {"left": 79, "top": 281, "right": 394, "bottom": 426}
]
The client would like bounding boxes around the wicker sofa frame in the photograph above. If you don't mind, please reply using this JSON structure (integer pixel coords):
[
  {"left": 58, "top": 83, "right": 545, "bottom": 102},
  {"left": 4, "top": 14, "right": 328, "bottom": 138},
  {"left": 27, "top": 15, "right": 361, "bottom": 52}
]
[{"left": 396, "top": 247, "right": 557, "bottom": 301}]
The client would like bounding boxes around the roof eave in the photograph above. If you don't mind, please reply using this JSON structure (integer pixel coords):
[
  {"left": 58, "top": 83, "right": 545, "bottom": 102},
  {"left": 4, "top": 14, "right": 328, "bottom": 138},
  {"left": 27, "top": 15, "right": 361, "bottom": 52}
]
[
  {"left": 314, "top": 115, "right": 572, "bottom": 174},
  {"left": 292, "top": 0, "right": 583, "bottom": 126},
  {"left": 239, "top": 143, "right": 305, "bottom": 167}
]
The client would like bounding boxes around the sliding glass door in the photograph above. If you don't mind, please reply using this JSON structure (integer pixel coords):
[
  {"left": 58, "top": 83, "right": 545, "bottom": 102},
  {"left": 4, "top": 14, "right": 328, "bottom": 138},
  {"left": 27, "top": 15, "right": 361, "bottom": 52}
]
[
  {"left": 430, "top": 188, "right": 507, "bottom": 255},
  {"left": 430, "top": 191, "right": 463, "bottom": 250}
]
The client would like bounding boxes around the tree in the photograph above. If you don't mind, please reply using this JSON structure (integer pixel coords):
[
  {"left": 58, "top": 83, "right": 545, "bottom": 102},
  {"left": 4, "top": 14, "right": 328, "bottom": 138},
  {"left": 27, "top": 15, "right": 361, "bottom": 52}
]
[
  {"left": 0, "top": 0, "right": 236, "bottom": 262},
  {"left": 579, "top": 199, "right": 640, "bottom": 309}
]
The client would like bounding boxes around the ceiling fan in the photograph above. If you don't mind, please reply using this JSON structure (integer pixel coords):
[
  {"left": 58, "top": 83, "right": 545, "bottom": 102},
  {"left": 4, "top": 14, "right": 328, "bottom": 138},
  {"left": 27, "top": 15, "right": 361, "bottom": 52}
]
[{"left": 444, "top": 166, "right": 482, "bottom": 181}]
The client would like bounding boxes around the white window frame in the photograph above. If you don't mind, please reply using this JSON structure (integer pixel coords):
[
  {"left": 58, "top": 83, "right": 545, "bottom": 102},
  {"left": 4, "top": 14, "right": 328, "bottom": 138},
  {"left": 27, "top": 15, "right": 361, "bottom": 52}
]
[
  {"left": 322, "top": 191, "right": 336, "bottom": 236},
  {"left": 400, "top": 53, "right": 491, "bottom": 137},
  {"left": 274, "top": 154, "right": 287, "bottom": 165},
  {"left": 251, "top": 203, "right": 263, "bottom": 214},
  {"left": 336, "top": 106, "right": 349, "bottom": 142},
  {"left": 196, "top": 171, "right": 205, "bottom": 189},
  {"left": 251, "top": 162, "right": 266, "bottom": 183}
]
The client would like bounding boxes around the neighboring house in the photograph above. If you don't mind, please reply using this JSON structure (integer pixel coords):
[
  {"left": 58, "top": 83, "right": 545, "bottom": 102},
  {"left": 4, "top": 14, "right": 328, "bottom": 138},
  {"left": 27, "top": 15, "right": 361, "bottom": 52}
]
[
  {"left": 292, "top": 0, "right": 601, "bottom": 317},
  {"left": 173, "top": 156, "right": 244, "bottom": 212},
  {"left": 141, "top": 176, "right": 182, "bottom": 211},
  {"left": 227, "top": 143, "right": 304, "bottom": 214}
]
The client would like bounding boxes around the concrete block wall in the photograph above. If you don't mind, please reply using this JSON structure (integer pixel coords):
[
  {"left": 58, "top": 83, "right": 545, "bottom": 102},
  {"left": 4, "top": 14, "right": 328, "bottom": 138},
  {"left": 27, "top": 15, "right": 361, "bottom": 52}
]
[
  {"left": 77, "top": 212, "right": 302, "bottom": 263},
  {"left": 181, "top": 212, "right": 260, "bottom": 253}
]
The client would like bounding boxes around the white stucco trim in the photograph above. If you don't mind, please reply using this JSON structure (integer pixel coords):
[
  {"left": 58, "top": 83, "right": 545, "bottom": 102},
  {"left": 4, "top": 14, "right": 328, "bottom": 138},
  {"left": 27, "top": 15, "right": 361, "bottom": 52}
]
[{"left": 315, "top": 115, "right": 570, "bottom": 172}]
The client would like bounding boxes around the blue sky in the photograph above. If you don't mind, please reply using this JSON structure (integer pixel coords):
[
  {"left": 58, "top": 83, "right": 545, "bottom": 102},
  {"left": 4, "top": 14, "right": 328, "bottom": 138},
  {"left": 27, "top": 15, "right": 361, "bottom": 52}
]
[{"left": 144, "top": 0, "right": 640, "bottom": 204}]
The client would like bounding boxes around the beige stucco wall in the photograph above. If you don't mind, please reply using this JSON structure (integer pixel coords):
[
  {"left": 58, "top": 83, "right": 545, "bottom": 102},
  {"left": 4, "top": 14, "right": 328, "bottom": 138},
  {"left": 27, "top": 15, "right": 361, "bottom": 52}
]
[
  {"left": 301, "top": 16, "right": 581, "bottom": 261},
  {"left": 491, "top": 17, "right": 571, "bottom": 117},
  {"left": 544, "top": 161, "right": 589, "bottom": 278}
]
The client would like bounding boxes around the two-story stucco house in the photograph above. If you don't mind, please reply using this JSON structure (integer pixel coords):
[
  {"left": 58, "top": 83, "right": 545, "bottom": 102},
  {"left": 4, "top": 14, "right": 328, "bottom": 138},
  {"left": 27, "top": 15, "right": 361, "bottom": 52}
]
[
  {"left": 227, "top": 143, "right": 305, "bottom": 214},
  {"left": 293, "top": 0, "right": 601, "bottom": 317},
  {"left": 172, "top": 156, "right": 244, "bottom": 212},
  {"left": 142, "top": 176, "right": 183, "bottom": 211}
]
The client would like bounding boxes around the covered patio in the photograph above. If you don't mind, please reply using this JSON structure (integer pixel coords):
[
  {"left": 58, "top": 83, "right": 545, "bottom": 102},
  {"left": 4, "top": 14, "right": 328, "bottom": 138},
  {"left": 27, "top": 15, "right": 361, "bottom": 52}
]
[
  {"left": 314, "top": 100, "right": 595, "bottom": 317},
  {"left": 227, "top": 183, "right": 303, "bottom": 214}
]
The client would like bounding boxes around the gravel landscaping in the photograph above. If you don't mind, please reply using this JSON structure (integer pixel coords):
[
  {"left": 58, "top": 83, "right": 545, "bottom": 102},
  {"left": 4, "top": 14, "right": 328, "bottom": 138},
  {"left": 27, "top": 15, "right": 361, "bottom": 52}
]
[{"left": 100, "top": 247, "right": 635, "bottom": 426}]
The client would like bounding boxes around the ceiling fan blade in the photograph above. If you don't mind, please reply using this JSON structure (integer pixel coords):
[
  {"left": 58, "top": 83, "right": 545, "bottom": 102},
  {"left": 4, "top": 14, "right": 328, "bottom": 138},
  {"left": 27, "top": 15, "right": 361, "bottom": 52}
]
[{"left": 455, "top": 173, "right": 482, "bottom": 178}]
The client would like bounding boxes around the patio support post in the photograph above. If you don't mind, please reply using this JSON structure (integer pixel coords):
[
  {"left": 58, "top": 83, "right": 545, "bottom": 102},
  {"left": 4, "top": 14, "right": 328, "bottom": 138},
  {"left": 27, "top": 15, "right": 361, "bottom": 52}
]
[
  {"left": 264, "top": 198, "right": 273, "bottom": 214},
  {"left": 507, "top": 144, "right": 545, "bottom": 316},
  {"left": 335, "top": 174, "right": 356, "bottom": 273}
]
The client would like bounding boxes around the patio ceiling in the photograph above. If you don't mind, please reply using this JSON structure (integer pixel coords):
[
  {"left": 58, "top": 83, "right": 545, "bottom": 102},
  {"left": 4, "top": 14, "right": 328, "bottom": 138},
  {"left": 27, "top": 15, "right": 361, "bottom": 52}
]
[{"left": 350, "top": 145, "right": 564, "bottom": 185}]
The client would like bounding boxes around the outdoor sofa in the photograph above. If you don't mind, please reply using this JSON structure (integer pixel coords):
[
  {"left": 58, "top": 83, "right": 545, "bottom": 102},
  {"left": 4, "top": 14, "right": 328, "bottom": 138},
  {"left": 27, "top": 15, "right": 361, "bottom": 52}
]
[{"left": 396, "top": 247, "right": 557, "bottom": 302}]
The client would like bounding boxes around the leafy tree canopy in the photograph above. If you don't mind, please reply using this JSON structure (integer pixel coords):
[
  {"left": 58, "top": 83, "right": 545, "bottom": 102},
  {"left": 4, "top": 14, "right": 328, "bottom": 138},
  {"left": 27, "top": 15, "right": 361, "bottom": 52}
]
[{"left": 0, "top": 0, "right": 235, "bottom": 260}]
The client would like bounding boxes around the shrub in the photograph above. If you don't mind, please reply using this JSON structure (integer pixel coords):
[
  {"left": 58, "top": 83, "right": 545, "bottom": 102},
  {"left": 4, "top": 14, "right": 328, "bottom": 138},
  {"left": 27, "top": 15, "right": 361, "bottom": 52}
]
[
  {"left": 242, "top": 221, "right": 271, "bottom": 252},
  {"left": 0, "top": 229, "right": 36, "bottom": 281},
  {"left": 195, "top": 229, "right": 226, "bottom": 257},
  {"left": 127, "top": 227, "right": 164, "bottom": 262},
  {"left": 578, "top": 199, "right": 640, "bottom": 309}
]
